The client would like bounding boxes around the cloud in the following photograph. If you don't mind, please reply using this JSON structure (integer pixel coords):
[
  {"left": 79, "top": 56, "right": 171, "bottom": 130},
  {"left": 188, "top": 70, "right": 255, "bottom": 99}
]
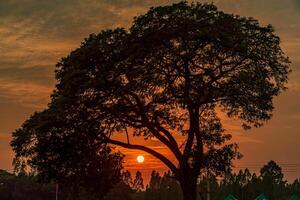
[
  {"left": 0, "top": 66, "right": 54, "bottom": 85},
  {"left": 0, "top": 0, "right": 130, "bottom": 41},
  {"left": 0, "top": 78, "right": 52, "bottom": 108},
  {"left": 282, "top": 39, "right": 300, "bottom": 62},
  {"left": 231, "top": 134, "right": 263, "bottom": 144}
]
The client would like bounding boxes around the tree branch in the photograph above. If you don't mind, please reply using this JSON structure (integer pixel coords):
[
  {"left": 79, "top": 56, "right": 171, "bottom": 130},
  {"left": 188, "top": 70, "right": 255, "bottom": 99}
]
[
  {"left": 127, "top": 91, "right": 183, "bottom": 163},
  {"left": 143, "top": 122, "right": 183, "bottom": 163},
  {"left": 124, "top": 126, "right": 130, "bottom": 144},
  {"left": 106, "top": 138, "right": 180, "bottom": 177}
]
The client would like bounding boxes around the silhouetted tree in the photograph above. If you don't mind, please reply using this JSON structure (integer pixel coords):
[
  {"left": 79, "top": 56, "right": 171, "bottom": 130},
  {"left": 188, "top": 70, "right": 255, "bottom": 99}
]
[
  {"left": 132, "top": 171, "right": 144, "bottom": 192},
  {"left": 215, "top": 161, "right": 294, "bottom": 200},
  {"left": 11, "top": 1, "right": 290, "bottom": 200},
  {"left": 259, "top": 160, "right": 287, "bottom": 199},
  {"left": 11, "top": 107, "right": 124, "bottom": 199},
  {"left": 144, "top": 171, "right": 181, "bottom": 200},
  {"left": 198, "top": 174, "right": 220, "bottom": 200},
  {"left": 260, "top": 160, "right": 285, "bottom": 185},
  {"left": 2, "top": 162, "right": 300, "bottom": 200},
  {"left": 122, "top": 170, "right": 134, "bottom": 187},
  {"left": 0, "top": 170, "right": 53, "bottom": 200},
  {"left": 104, "top": 181, "right": 134, "bottom": 200},
  {"left": 289, "top": 179, "right": 300, "bottom": 197}
]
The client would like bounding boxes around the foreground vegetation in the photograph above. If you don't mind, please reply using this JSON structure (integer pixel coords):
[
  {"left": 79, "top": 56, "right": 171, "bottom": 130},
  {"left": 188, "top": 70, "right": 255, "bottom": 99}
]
[{"left": 1, "top": 160, "right": 299, "bottom": 200}]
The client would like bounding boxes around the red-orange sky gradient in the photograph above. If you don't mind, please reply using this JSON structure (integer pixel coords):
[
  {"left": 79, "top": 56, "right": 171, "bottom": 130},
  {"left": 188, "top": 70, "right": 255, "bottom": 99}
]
[{"left": 0, "top": 0, "right": 300, "bottom": 183}]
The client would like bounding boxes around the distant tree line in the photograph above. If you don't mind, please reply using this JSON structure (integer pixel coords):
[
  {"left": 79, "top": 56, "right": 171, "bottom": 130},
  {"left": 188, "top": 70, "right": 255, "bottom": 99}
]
[{"left": 1, "top": 160, "right": 300, "bottom": 200}]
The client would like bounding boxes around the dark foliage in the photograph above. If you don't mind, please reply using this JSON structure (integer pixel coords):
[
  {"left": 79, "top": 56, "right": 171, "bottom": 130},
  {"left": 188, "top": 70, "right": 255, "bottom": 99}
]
[
  {"left": 11, "top": 1, "right": 290, "bottom": 200},
  {"left": 1, "top": 161, "right": 300, "bottom": 200},
  {"left": 0, "top": 170, "right": 53, "bottom": 200},
  {"left": 11, "top": 106, "right": 124, "bottom": 199}
]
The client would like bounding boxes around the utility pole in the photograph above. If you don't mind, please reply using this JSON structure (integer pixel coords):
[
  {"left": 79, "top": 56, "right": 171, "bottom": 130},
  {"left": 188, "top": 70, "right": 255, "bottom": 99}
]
[
  {"left": 206, "top": 168, "right": 210, "bottom": 200},
  {"left": 55, "top": 183, "right": 59, "bottom": 200}
]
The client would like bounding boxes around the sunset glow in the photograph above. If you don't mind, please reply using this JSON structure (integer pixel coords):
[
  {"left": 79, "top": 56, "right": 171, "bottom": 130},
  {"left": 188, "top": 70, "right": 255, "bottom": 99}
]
[{"left": 0, "top": 0, "right": 300, "bottom": 186}]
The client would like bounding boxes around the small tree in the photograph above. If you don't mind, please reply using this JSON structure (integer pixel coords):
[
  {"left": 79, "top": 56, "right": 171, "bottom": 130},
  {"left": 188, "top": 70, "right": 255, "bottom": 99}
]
[
  {"left": 11, "top": 2, "right": 290, "bottom": 200},
  {"left": 260, "top": 160, "right": 285, "bottom": 185},
  {"left": 260, "top": 160, "right": 287, "bottom": 199},
  {"left": 145, "top": 171, "right": 182, "bottom": 200},
  {"left": 132, "top": 171, "right": 144, "bottom": 192}
]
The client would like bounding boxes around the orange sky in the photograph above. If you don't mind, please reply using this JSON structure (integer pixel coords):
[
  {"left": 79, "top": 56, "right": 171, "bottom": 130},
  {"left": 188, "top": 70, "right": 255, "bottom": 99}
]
[{"left": 0, "top": 0, "right": 300, "bottom": 183}]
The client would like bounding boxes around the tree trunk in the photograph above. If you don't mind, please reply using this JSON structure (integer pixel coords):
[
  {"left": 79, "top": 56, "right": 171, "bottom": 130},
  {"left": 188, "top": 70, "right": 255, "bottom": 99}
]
[{"left": 180, "top": 178, "right": 197, "bottom": 200}]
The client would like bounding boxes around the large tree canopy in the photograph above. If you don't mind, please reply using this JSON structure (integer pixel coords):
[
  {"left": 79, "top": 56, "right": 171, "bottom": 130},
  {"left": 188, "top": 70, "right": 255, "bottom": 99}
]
[{"left": 11, "top": 2, "right": 290, "bottom": 200}]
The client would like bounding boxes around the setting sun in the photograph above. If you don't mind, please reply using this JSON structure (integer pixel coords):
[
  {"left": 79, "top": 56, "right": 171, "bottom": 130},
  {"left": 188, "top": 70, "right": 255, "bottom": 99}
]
[{"left": 136, "top": 155, "right": 145, "bottom": 163}]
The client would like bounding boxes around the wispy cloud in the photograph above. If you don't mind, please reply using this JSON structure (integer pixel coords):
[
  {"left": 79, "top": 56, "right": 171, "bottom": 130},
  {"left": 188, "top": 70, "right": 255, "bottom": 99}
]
[{"left": 0, "top": 78, "right": 52, "bottom": 108}]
